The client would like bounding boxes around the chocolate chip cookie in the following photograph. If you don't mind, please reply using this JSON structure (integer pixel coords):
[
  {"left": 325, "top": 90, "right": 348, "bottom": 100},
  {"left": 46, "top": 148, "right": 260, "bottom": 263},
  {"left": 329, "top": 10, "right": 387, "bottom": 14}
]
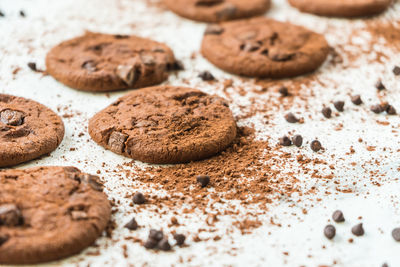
[
  {"left": 163, "top": 0, "right": 271, "bottom": 23},
  {"left": 201, "top": 17, "right": 330, "bottom": 78},
  {"left": 0, "top": 94, "right": 64, "bottom": 167},
  {"left": 288, "top": 0, "right": 391, "bottom": 17},
  {"left": 46, "top": 32, "right": 179, "bottom": 92},
  {"left": 88, "top": 86, "right": 237, "bottom": 164},
  {"left": 0, "top": 166, "right": 111, "bottom": 264}
]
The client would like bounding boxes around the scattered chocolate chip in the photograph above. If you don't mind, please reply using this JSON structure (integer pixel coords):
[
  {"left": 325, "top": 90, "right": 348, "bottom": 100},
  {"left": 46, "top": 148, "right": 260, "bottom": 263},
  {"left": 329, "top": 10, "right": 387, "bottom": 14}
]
[
  {"left": 0, "top": 234, "right": 9, "bottom": 246},
  {"left": 173, "top": 233, "right": 186, "bottom": 246},
  {"left": 240, "top": 42, "right": 260, "bottom": 52},
  {"left": 279, "top": 136, "right": 292, "bottom": 146},
  {"left": 149, "top": 229, "right": 164, "bottom": 242},
  {"left": 392, "top": 228, "right": 400, "bottom": 242},
  {"left": 144, "top": 238, "right": 158, "bottom": 249},
  {"left": 82, "top": 60, "right": 97, "bottom": 72},
  {"left": 386, "top": 105, "right": 397, "bottom": 115},
  {"left": 292, "top": 135, "right": 303, "bottom": 147},
  {"left": 196, "top": 175, "right": 210, "bottom": 188},
  {"left": 268, "top": 50, "right": 294, "bottom": 61},
  {"left": 278, "top": 86, "right": 289, "bottom": 97},
  {"left": 0, "top": 109, "right": 25, "bottom": 126},
  {"left": 195, "top": 0, "right": 223, "bottom": 6},
  {"left": 80, "top": 173, "right": 103, "bottom": 191},
  {"left": 124, "top": 217, "right": 138, "bottom": 230},
  {"left": 114, "top": 34, "right": 129, "bottom": 39},
  {"left": 393, "top": 66, "right": 400, "bottom": 76},
  {"left": 351, "top": 95, "right": 362, "bottom": 105},
  {"left": 324, "top": 225, "right": 336, "bottom": 240},
  {"left": 332, "top": 210, "right": 345, "bottom": 223},
  {"left": 116, "top": 65, "right": 139, "bottom": 86},
  {"left": 351, "top": 223, "right": 365, "bottom": 236},
  {"left": 322, "top": 107, "right": 332, "bottom": 119},
  {"left": 375, "top": 80, "right": 386, "bottom": 90},
  {"left": 310, "top": 140, "right": 322, "bottom": 152},
  {"left": 371, "top": 104, "right": 383, "bottom": 114},
  {"left": 19, "top": 10, "right": 25, "bottom": 17},
  {"left": 0, "top": 204, "right": 23, "bottom": 226},
  {"left": 158, "top": 238, "right": 171, "bottom": 251},
  {"left": 333, "top": 101, "right": 345, "bottom": 112},
  {"left": 284, "top": 113, "right": 299, "bottom": 123},
  {"left": 27, "top": 62, "right": 37, "bottom": 72},
  {"left": 198, "top": 71, "right": 215, "bottom": 81},
  {"left": 108, "top": 131, "right": 128, "bottom": 153},
  {"left": 205, "top": 25, "right": 224, "bottom": 35},
  {"left": 132, "top": 192, "right": 146, "bottom": 204}
]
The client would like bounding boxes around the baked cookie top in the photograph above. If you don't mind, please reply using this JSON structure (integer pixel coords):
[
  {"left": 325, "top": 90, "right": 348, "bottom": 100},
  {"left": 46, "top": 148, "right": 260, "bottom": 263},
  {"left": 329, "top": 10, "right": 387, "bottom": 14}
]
[
  {"left": 46, "top": 32, "right": 178, "bottom": 92},
  {"left": 0, "top": 94, "right": 64, "bottom": 167},
  {"left": 163, "top": 0, "right": 271, "bottom": 23},
  {"left": 88, "top": 86, "right": 237, "bottom": 164},
  {"left": 288, "top": 0, "right": 392, "bottom": 17},
  {"left": 201, "top": 17, "right": 330, "bottom": 78},
  {"left": 0, "top": 166, "right": 111, "bottom": 264}
]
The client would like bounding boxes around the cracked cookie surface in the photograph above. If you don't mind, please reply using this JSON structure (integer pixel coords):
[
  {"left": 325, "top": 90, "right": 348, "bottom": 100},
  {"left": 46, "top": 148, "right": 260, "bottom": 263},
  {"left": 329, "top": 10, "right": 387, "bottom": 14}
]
[
  {"left": 0, "top": 166, "right": 111, "bottom": 264},
  {"left": 0, "top": 94, "right": 64, "bottom": 167},
  {"left": 88, "top": 86, "right": 237, "bottom": 164},
  {"left": 163, "top": 0, "right": 270, "bottom": 23},
  {"left": 288, "top": 0, "right": 391, "bottom": 17},
  {"left": 201, "top": 17, "right": 330, "bottom": 78},
  {"left": 46, "top": 32, "right": 178, "bottom": 92}
]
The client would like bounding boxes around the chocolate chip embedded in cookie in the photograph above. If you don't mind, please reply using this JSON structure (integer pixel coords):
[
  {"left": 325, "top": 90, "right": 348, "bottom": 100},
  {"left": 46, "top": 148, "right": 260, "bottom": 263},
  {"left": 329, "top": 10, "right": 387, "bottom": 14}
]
[
  {"left": 288, "top": 0, "right": 391, "bottom": 17},
  {"left": 0, "top": 94, "right": 64, "bottom": 167},
  {"left": 0, "top": 166, "right": 111, "bottom": 264},
  {"left": 88, "top": 86, "right": 237, "bottom": 164},
  {"left": 201, "top": 17, "right": 330, "bottom": 78},
  {"left": 163, "top": 0, "right": 271, "bottom": 22},
  {"left": 46, "top": 32, "right": 179, "bottom": 92}
]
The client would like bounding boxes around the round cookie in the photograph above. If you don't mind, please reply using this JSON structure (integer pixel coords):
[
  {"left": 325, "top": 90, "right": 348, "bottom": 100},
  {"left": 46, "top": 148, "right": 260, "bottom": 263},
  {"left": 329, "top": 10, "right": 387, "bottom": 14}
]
[
  {"left": 163, "top": 0, "right": 271, "bottom": 23},
  {"left": 0, "top": 166, "right": 111, "bottom": 264},
  {"left": 0, "top": 94, "right": 64, "bottom": 167},
  {"left": 201, "top": 17, "right": 330, "bottom": 78},
  {"left": 288, "top": 0, "right": 392, "bottom": 17},
  {"left": 88, "top": 86, "right": 237, "bottom": 164},
  {"left": 46, "top": 32, "right": 179, "bottom": 92}
]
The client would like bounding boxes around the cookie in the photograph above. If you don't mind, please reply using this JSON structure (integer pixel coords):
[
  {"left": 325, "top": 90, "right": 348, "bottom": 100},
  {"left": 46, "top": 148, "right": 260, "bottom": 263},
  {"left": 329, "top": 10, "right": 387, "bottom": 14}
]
[
  {"left": 46, "top": 32, "right": 179, "bottom": 92},
  {"left": 0, "top": 94, "right": 64, "bottom": 167},
  {"left": 288, "top": 0, "right": 391, "bottom": 17},
  {"left": 88, "top": 86, "right": 237, "bottom": 164},
  {"left": 201, "top": 17, "right": 330, "bottom": 78},
  {"left": 163, "top": 0, "right": 270, "bottom": 23},
  {"left": 0, "top": 166, "right": 111, "bottom": 264}
]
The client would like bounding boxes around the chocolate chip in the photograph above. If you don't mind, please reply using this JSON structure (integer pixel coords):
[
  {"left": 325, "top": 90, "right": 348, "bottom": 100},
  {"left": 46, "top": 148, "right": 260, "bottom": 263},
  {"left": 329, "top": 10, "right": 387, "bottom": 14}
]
[
  {"left": 196, "top": 175, "right": 210, "bottom": 187},
  {"left": 173, "top": 233, "right": 186, "bottom": 246},
  {"left": 0, "top": 109, "right": 25, "bottom": 126},
  {"left": 322, "top": 107, "right": 332, "bottom": 119},
  {"left": 284, "top": 113, "right": 299, "bottom": 123},
  {"left": 386, "top": 105, "right": 397, "bottom": 115},
  {"left": 19, "top": 10, "right": 25, "bottom": 17},
  {"left": 351, "top": 95, "right": 362, "bottom": 105},
  {"left": 116, "top": 65, "right": 139, "bottom": 86},
  {"left": 278, "top": 86, "right": 289, "bottom": 97},
  {"left": 108, "top": 131, "right": 128, "bottom": 154},
  {"left": 375, "top": 80, "right": 386, "bottom": 90},
  {"left": 332, "top": 210, "right": 345, "bottom": 223},
  {"left": 216, "top": 4, "right": 237, "bottom": 20},
  {"left": 27, "top": 62, "right": 37, "bottom": 72},
  {"left": 0, "top": 234, "right": 9, "bottom": 246},
  {"left": 71, "top": 210, "right": 88, "bottom": 220},
  {"left": 240, "top": 42, "right": 260, "bottom": 52},
  {"left": 144, "top": 238, "right": 158, "bottom": 249},
  {"left": 205, "top": 25, "right": 224, "bottom": 35},
  {"left": 310, "top": 140, "right": 322, "bottom": 152},
  {"left": 392, "top": 228, "right": 400, "bottom": 241},
  {"left": 292, "top": 135, "right": 303, "bottom": 147},
  {"left": 82, "top": 60, "right": 97, "bottom": 72},
  {"left": 196, "top": 0, "right": 223, "bottom": 6},
  {"left": 333, "top": 101, "right": 345, "bottom": 112},
  {"left": 0, "top": 204, "right": 23, "bottom": 226},
  {"left": 324, "top": 225, "right": 336, "bottom": 240},
  {"left": 268, "top": 49, "right": 294, "bottom": 62},
  {"left": 158, "top": 238, "right": 171, "bottom": 251},
  {"left": 167, "top": 60, "right": 184, "bottom": 71},
  {"left": 149, "top": 229, "right": 164, "bottom": 242},
  {"left": 351, "top": 223, "right": 365, "bottom": 236},
  {"left": 80, "top": 173, "right": 104, "bottom": 191},
  {"left": 132, "top": 192, "right": 146, "bottom": 204},
  {"left": 114, "top": 34, "right": 129, "bottom": 39},
  {"left": 124, "top": 217, "right": 138, "bottom": 230},
  {"left": 279, "top": 136, "right": 292, "bottom": 146},
  {"left": 371, "top": 104, "right": 383, "bottom": 114},
  {"left": 393, "top": 66, "right": 400, "bottom": 76},
  {"left": 198, "top": 71, "right": 215, "bottom": 81}
]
